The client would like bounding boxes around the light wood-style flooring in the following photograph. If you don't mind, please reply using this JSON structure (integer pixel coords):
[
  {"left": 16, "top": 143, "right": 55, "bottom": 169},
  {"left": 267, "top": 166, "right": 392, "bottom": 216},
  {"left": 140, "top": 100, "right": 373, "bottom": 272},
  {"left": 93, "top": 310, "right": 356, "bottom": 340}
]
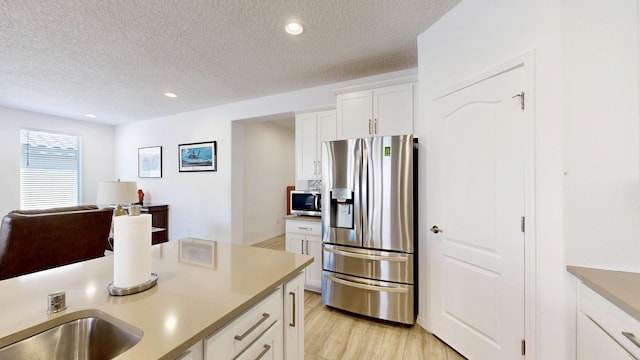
[
  {"left": 304, "top": 291, "right": 465, "bottom": 360},
  {"left": 253, "top": 235, "right": 465, "bottom": 360}
]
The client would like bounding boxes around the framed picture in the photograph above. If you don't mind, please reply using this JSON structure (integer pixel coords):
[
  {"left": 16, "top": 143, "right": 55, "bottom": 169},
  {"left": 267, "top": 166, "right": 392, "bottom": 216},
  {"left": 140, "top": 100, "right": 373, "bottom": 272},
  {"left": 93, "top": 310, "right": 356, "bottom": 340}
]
[
  {"left": 179, "top": 238, "right": 216, "bottom": 269},
  {"left": 138, "top": 146, "right": 162, "bottom": 178},
  {"left": 179, "top": 141, "right": 217, "bottom": 172}
]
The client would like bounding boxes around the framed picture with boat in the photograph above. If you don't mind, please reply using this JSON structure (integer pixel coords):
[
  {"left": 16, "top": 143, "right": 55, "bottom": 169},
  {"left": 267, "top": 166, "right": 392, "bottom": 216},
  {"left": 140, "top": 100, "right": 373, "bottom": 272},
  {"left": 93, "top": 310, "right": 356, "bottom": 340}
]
[{"left": 178, "top": 141, "right": 217, "bottom": 172}]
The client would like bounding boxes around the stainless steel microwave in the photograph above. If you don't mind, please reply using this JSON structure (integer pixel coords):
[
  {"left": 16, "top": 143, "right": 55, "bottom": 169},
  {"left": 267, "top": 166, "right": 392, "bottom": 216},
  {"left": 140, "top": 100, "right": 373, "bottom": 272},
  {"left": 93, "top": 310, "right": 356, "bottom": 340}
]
[{"left": 290, "top": 191, "right": 321, "bottom": 216}]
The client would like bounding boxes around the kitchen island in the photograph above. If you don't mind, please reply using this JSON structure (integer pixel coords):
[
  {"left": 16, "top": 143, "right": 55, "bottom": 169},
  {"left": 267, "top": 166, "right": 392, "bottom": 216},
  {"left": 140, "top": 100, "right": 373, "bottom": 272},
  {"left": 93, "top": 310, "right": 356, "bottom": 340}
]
[{"left": 0, "top": 238, "right": 313, "bottom": 359}]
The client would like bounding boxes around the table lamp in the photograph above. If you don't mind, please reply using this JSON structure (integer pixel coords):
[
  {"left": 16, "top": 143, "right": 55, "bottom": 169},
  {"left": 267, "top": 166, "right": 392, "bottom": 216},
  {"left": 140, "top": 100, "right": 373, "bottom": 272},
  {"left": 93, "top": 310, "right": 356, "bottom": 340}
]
[{"left": 96, "top": 180, "right": 138, "bottom": 216}]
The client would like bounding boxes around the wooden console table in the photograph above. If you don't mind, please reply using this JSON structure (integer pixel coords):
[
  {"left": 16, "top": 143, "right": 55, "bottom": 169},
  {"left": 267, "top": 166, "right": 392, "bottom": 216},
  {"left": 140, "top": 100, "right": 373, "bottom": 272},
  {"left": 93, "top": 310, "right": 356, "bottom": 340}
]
[{"left": 141, "top": 203, "right": 168, "bottom": 244}]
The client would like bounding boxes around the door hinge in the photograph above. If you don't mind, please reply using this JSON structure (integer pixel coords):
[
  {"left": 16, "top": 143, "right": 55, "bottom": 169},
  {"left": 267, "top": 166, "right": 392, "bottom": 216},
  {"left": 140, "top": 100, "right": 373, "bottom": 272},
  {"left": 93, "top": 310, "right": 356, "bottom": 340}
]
[
  {"left": 521, "top": 339, "right": 526, "bottom": 356},
  {"left": 512, "top": 91, "right": 525, "bottom": 110},
  {"left": 521, "top": 216, "right": 525, "bottom": 233}
]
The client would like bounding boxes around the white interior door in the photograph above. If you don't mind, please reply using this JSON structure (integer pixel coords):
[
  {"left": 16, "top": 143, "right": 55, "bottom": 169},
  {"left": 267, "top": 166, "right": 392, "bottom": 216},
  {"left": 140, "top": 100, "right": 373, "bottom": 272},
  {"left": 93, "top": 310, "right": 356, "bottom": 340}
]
[{"left": 429, "top": 64, "right": 528, "bottom": 359}]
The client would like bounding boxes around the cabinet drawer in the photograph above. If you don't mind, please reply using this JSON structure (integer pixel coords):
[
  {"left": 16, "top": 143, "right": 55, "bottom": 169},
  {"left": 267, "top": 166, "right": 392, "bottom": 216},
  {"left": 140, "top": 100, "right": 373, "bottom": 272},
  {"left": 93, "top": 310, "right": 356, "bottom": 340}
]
[
  {"left": 579, "top": 283, "right": 640, "bottom": 358},
  {"left": 204, "top": 288, "right": 283, "bottom": 360},
  {"left": 577, "top": 311, "right": 634, "bottom": 360},
  {"left": 285, "top": 219, "right": 321, "bottom": 235},
  {"left": 235, "top": 320, "right": 283, "bottom": 360}
]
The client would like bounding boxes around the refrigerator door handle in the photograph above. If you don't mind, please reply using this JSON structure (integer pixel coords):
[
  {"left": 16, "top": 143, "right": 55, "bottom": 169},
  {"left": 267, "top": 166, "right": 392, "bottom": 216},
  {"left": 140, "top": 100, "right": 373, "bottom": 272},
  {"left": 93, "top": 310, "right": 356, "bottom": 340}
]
[
  {"left": 324, "top": 274, "right": 409, "bottom": 293},
  {"left": 324, "top": 246, "right": 408, "bottom": 262},
  {"left": 359, "top": 139, "right": 368, "bottom": 242}
]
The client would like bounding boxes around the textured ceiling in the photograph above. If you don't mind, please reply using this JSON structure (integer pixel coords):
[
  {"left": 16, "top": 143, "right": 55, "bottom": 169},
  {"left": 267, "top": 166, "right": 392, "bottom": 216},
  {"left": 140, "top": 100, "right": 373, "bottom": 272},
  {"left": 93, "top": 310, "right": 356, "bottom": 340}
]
[{"left": 0, "top": 0, "right": 459, "bottom": 125}]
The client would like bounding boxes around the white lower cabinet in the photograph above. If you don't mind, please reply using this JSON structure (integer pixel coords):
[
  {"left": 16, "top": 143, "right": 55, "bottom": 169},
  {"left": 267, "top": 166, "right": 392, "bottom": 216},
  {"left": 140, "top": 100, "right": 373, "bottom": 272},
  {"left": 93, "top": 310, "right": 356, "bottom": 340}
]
[
  {"left": 284, "top": 272, "right": 305, "bottom": 360},
  {"left": 577, "top": 282, "right": 640, "bottom": 359},
  {"left": 205, "top": 288, "right": 282, "bottom": 359},
  {"left": 285, "top": 219, "right": 322, "bottom": 292},
  {"left": 235, "top": 320, "right": 283, "bottom": 360},
  {"left": 577, "top": 312, "right": 633, "bottom": 360},
  {"left": 195, "top": 273, "right": 305, "bottom": 360},
  {"left": 304, "top": 240, "right": 322, "bottom": 291}
]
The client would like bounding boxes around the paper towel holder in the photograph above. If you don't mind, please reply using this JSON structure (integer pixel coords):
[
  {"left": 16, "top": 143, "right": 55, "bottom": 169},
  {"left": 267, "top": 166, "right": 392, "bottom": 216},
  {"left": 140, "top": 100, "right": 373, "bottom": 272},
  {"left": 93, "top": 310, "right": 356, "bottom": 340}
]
[{"left": 107, "top": 273, "right": 159, "bottom": 296}]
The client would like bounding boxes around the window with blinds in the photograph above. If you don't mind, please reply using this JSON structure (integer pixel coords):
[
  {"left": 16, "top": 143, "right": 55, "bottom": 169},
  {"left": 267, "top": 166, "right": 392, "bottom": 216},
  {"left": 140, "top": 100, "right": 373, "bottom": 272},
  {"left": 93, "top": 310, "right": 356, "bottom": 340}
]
[{"left": 20, "top": 129, "right": 81, "bottom": 210}]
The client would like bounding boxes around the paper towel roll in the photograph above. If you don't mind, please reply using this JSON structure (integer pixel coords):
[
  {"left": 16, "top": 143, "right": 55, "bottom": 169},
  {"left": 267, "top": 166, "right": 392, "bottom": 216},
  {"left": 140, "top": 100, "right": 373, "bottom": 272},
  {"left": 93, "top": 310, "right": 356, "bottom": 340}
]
[{"left": 113, "top": 214, "right": 151, "bottom": 288}]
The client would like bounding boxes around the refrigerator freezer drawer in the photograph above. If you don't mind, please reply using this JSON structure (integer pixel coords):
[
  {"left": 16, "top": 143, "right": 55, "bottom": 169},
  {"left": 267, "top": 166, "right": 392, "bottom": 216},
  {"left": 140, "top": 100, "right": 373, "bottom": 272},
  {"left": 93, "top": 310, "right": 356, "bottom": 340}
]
[
  {"left": 321, "top": 271, "right": 414, "bottom": 325},
  {"left": 322, "top": 244, "right": 413, "bottom": 284}
]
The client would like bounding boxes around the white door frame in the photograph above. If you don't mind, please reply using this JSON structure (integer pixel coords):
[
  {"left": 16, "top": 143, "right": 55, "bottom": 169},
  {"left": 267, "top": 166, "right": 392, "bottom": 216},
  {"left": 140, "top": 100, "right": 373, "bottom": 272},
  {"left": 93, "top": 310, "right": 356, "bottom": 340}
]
[{"left": 425, "top": 51, "right": 537, "bottom": 359}]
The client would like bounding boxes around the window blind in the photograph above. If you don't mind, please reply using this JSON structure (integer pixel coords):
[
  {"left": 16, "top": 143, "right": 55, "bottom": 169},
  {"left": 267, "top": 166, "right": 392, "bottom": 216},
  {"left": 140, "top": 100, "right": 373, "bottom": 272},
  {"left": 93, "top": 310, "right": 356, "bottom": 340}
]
[{"left": 20, "top": 129, "right": 81, "bottom": 210}]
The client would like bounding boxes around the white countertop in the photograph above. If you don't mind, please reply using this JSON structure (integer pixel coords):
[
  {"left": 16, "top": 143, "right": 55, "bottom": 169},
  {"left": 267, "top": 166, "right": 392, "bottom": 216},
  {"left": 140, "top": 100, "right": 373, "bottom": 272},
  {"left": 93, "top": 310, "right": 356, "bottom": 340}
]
[
  {"left": 0, "top": 238, "right": 313, "bottom": 359},
  {"left": 568, "top": 265, "right": 640, "bottom": 322},
  {"left": 284, "top": 214, "right": 321, "bottom": 222}
]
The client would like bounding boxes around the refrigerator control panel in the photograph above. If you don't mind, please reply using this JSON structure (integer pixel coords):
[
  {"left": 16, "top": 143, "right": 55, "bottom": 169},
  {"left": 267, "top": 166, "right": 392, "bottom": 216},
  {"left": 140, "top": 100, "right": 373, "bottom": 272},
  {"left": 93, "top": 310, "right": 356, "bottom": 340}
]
[{"left": 331, "top": 188, "right": 352, "bottom": 200}]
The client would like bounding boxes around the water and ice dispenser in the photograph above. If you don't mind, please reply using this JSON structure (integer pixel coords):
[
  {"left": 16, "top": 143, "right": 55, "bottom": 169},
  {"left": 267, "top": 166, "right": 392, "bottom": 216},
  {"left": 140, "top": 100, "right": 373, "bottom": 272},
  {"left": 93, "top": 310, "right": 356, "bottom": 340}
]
[{"left": 330, "top": 188, "right": 353, "bottom": 229}]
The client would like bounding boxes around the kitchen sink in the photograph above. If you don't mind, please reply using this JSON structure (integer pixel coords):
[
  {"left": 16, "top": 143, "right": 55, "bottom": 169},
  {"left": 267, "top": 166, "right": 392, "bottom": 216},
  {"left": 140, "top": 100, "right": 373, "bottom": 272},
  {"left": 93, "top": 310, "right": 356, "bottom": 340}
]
[{"left": 0, "top": 310, "right": 142, "bottom": 359}]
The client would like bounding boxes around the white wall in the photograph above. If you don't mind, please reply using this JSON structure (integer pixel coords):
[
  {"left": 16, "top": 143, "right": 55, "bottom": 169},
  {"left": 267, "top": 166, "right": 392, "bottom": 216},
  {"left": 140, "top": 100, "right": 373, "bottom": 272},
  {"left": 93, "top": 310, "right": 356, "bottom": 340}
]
[
  {"left": 114, "top": 108, "right": 233, "bottom": 242},
  {"left": 231, "top": 121, "right": 245, "bottom": 245},
  {"left": 115, "top": 69, "right": 417, "bottom": 243},
  {"left": 563, "top": 0, "right": 640, "bottom": 270},
  {"left": 417, "top": 1, "right": 566, "bottom": 359},
  {"left": 0, "top": 106, "right": 114, "bottom": 216},
  {"left": 242, "top": 120, "right": 295, "bottom": 245},
  {"left": 420, "top": 0, "right": 640, "bottom": 358}
]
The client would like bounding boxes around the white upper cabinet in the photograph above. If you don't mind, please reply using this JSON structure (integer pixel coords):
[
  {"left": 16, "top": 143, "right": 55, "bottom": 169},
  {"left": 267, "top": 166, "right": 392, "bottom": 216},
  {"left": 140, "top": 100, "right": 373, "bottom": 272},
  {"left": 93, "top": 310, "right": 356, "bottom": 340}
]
[
  {"left": 295, "top": 110, "right": 337, "bottom": 181},
  {"left": 337, "top": 83, "right": 414, "bottom": 139},
  {"left": 297, "top": 112, "right": 318, "bottom": 180},
  {"left": 337, "top": 90, "right": 372, "bottom": 139}
]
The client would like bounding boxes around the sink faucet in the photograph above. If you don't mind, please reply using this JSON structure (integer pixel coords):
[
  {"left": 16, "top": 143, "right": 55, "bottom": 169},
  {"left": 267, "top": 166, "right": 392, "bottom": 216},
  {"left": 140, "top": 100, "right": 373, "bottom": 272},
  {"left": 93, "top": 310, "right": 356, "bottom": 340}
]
[{"left": 47, "top": 291, "right": 67, "bottom": 314}]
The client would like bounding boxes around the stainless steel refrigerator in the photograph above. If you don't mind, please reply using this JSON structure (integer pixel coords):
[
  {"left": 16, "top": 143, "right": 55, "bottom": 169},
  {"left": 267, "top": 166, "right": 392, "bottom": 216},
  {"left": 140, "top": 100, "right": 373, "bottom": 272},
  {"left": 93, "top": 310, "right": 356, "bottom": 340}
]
[{"left": 321, "top": 134, "right": 417, "bottom": 325}]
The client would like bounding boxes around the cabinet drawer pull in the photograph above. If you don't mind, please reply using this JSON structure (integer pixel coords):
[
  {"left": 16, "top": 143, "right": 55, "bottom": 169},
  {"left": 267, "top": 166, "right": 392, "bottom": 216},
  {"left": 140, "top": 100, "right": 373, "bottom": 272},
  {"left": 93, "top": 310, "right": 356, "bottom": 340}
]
[
  {"left": 368, "top": 119, "right": 372, "bottom": 134},
  {"left": 373, "top": 118, "right": 377, "bottom": 134},
  {"left": 255, "top": 344, "right": 271, "bottom": 360},
  {"left": 622, "top": 331, "right": 640, "bottom": 349},
  {"left": 234, "top": 313, "right": 270, "bottom": 341},
  {"left": 297, "top": 227, "right": 311, "bottom": 230},
  {"left": 289, "top": 291, "right": 296, "bottom": 327}
]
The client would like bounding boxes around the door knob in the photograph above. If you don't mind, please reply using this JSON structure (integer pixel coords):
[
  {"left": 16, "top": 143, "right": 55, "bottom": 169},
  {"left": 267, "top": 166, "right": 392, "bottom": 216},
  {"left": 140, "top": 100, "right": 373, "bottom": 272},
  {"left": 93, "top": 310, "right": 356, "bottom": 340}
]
[{"left": 430, "top": 225, "right": 442, "bottom": 234}]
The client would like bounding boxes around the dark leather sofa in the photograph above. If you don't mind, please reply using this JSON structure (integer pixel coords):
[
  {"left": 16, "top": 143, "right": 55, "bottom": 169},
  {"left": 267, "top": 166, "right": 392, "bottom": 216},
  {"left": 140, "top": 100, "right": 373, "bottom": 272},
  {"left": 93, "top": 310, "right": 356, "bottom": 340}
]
[{"left": 0, "top": 205, "right": 112, "bottom": 280}]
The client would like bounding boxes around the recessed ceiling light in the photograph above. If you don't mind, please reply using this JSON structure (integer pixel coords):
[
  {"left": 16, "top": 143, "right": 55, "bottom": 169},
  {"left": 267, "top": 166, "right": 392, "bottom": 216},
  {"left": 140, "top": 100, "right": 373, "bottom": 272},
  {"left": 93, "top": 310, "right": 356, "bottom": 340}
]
[
  {"left": 84, "top": 113, "right": 96, "bottom": 118},
  {"left": 164, "top": 92, "right": 178, "bottom": 98},
  {"left": 285, "top": 22, "right": 303, "bottom": 35}
]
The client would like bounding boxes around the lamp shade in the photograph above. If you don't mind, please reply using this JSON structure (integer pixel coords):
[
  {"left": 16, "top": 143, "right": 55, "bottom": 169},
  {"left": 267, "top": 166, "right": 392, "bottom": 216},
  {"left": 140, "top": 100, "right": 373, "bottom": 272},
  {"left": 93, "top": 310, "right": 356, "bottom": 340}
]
[{"left": 97, "top": 181, "right": 138, "bottom": 205}]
